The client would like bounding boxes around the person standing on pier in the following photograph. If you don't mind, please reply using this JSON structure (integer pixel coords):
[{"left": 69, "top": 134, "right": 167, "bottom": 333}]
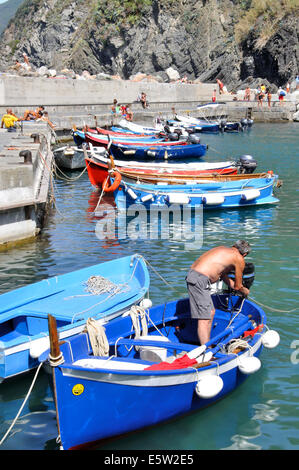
[
  {"left": 216, "top": 78, "right": 224, "bottom": 94},
  {"left": 266, "top": 88, "right": 272, "bottom": 108},
  {"left": 186, "top": 241, "right": 251, "bottom": 345},
  {"left": 244, "top": 87, "right": 251, "bottom": 101}
]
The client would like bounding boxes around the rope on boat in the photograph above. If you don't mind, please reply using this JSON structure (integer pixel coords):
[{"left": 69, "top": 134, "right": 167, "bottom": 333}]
[
  {"left": 225, "top": 338, "right": 252, "bottom": 354},
  {"left": 0, "top": 362, "right": 43, "bottom": 447},
  {"left": 85, "top": 275, "right": 130, "bottom": 296},
  {"left": 129, "top": 305, "right": 148, "bottom": 339},
  {"left": 85, "top": 318, "right": 109, "bottom": 357},
  {"left": 70, "top": 256, "right": 141, "bottom": 322}
]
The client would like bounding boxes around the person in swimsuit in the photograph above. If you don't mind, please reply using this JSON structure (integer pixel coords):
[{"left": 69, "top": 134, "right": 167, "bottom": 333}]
[{"left": 186, "top": 240, "right": 251, "bottom": 345}]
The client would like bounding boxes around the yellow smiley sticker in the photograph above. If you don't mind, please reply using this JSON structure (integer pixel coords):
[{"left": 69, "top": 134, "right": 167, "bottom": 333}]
[{"left": 72, "top": 384, "right": 84, "bottom": 396}]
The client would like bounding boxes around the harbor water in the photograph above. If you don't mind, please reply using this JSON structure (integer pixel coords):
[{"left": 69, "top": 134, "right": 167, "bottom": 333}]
[{"left": 0, "top": 123, "right": 298, "bottom": 450}]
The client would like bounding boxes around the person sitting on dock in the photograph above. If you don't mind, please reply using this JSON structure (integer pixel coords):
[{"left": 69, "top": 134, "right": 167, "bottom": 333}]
[
  {"left": 36, "top": 111, "right": 55, "bottom": 129},
  {"left": 1, "top": 109, "right": 20, "bottom": 131},
  {"left": 186, "top": 240, "right": 251, "bottom": 345},
  {"left": 140, "top": 92, "right": 149, "bottom": 108},
  {"left": 22, "top": 106, "right": 45, "bottom": 121}
]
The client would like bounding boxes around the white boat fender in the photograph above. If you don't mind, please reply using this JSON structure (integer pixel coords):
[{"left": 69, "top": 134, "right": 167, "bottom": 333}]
[
  {"left": 238, "top": 356, "right": 261, "bottom": 375},
  {"left": 195, "top": 375, "right": 224, "bottom": 399},
  {"left": 261, "top": 329, "right": 280, "bottom": 349},
  {"left": 126, "top": 188, "right": 138, "bottom": 200},
  {"left": 141, "top": 193, "right": 154, "bottom": 203},
  {"left": 29, "top": 337, "right": 50, "bottom": 359},
  {"left": 241, "top": 189, "right": 260, "bottom": 201},
  {"left": 139, "top": 298, "right": 152, "bottom": 309},
  {"left": 202, "top": 194, "right": 225, "bottom": 205}
]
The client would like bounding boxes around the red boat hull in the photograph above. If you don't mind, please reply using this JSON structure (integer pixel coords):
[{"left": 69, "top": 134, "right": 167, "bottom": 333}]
[{"left": 85, "top": 157, "right": 238, "bottom": 188}]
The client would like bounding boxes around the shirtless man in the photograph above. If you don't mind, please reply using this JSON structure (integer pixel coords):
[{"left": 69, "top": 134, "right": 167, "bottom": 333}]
[{"left": 186, "top": 240, "right": 251, "bottom": 345}]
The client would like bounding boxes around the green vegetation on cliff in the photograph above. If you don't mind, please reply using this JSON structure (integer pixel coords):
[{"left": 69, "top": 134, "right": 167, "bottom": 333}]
[{"left": 235, "top": 0, "right": 299, "bottom": 45}]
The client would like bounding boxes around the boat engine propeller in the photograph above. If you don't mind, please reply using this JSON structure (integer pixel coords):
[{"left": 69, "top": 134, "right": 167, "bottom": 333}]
[{"left": 236, "top": 154, "right": 258, "bottom": 174}]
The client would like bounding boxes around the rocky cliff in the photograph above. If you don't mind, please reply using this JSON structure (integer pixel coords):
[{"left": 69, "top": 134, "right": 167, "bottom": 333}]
[{"left": 0, "top": 0, "right": 298, "bottom": 90}]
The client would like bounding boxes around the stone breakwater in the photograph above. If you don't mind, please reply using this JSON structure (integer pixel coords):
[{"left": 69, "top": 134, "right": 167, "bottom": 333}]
[
  {"left": 0, "top": 122, "right": 53, "bottom": 249},
  {"left": 0, "top": 75, "right": 298, "bottom": 134}
]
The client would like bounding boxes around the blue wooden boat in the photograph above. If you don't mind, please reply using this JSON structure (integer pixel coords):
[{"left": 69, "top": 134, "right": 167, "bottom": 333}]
[
  {"left": 112, "top": 172, "right": 279, "bottom": 210},
  {"left": 72, "top": 129, "right": 86, "bottom": 146},
  {"left": 0, "top": 254, "right": 149, "bottom": 382},
  {"left": 41, "top": 290, "right": 280, "bottom": 450},
  {"left": 109, "top": 140, "right": 207, "bottom": 161}
]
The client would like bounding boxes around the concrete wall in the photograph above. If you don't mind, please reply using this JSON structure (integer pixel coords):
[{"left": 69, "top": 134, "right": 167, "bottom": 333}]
[{"left": 0, "top": 75, "right": 215, "bottom": 107}]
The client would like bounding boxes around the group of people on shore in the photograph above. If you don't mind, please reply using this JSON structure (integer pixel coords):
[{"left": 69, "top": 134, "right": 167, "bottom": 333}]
[
  {"left": 1, "top": 105, "right": 55, "bottom": 131},
  {"left": 111, "top": 91, "right": 150, "bottom": 121},
  {"left": 244, "top": 82, "right": 291, "bottom": 107},
  {"left": 111, "top": 99, "right": 134, "bottom": 121},
  {"left": 215, "top": 76, "right": 292, "bottom": 107}
]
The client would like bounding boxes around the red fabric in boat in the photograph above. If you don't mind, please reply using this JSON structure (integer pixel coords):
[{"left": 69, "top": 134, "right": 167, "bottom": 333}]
[
  {"left": 144, "top": 354, "right": 197, "bottom": 371},
  {"left": 243, "top": 324, "right": 264, "bottom": 338}
]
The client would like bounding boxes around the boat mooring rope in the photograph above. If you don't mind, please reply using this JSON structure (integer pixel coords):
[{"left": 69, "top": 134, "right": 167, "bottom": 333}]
[
  {"left": 248, "top": 296, "right": 298, "bottom": 313},
  {"left": 85, "top": 318, "right": 109, "bottom": 356},
  {"left": 0, "top": 362, "right": 43, "bottom": 447}
]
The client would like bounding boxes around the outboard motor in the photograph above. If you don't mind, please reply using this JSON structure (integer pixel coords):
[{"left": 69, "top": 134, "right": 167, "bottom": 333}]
[
  {"left": 210, "top": 262, "right": 255, "bottom": 296},
  {"left": 185, "top": 127, "right": 196, "bottom": 134},
  {"left": 164, "top": 125, "right": 171, "bottom": 134},
  {"left": 168, "top": 132, "right": 179, "bottom": 141},
  {"left": 187, "top": 134, "right": 201, "bottom": 145},
  {"left": 237, "top": 154, "right": 258, "bottom": 174},
  {"left": 226, "top": 262, "right": 255, "bottom": 292},
  {"left": 219, "top": 119, "right": 227, "bottom": 133},
  {"left": 240, "top": 118, "right": 248, "bottom": 128}
]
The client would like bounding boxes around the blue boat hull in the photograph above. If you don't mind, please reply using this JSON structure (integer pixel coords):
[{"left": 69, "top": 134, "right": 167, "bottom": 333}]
[
  {"left": 44, "top": 295, "right": 268, "bottom": 450},
  {"left": 0, "top": 255, "right": 149, "bottom": 381},
  {"left": 109, "top": 141, "right": 207, "bottom": 161},
  {"left": 113, "top": 175, "right": 279, "bottom": 211}
]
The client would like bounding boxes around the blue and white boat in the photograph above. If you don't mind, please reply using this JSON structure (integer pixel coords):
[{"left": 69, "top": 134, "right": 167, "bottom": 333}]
[
  {"left": 112, "top": 172, "right": 279, "bottom": 210},
  {"left": 113, "top": 119, "right": 161, "bottom": 135},
  {"left": 168, "top": 114, "right": 220, "bottom": 133},
  {"left": 0, "top": 255, "right": 149, "bottom": 382},
  {"left": 40, "top": 288, "right": 280, "bottom": 450},
  {"left": 108, "top": 140, "right": 207, "bottom": 161}
]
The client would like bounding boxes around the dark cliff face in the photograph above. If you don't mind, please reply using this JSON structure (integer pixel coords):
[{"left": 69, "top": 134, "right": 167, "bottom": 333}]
[{"left": 0, "top": 0, "right": 298, "bottom": 89}]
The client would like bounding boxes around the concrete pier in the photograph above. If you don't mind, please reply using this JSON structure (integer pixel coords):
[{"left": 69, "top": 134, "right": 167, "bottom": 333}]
[
  {"left": 1, "top": 75, "right": 297, "bottom": 134},
  {"left": 0, "top": 122, "right": 53, "bottom": 248}
]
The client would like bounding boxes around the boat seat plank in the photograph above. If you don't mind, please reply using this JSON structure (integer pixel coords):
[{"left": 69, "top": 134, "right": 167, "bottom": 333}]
[{"left": 115, "top": 338, "right": 194, "bottom": 352}]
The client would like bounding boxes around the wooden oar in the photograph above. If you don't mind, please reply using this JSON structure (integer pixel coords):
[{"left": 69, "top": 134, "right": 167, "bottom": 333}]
[{"left": 48, "top": 314, "right": 64, "bottom": 442}]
